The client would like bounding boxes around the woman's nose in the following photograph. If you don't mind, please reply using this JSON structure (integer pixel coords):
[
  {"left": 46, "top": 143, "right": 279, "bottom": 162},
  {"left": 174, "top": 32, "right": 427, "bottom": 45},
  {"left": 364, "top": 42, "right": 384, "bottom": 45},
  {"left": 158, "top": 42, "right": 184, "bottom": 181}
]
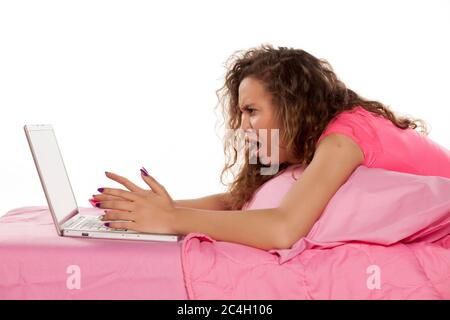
[{"left": 240, "top": 113, "right": 251, "bottom": 131}]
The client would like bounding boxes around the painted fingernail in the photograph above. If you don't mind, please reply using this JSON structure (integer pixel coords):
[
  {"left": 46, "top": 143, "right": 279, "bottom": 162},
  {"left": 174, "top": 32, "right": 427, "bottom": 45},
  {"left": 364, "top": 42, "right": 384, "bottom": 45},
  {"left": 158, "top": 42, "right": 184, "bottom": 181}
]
[
  {"left": 104, "top": 222, "right": 110, "bottom": 227},
  {"left": 95, "top": 202, "right": 101, "bottom": 207},
  {"left": 141, "top": 167, "right": 149, "bottom": 175},
  {"left": 97, "top": 187, "right": 104, "bottom": 193},
  {"left": 140, "top": 168, "right": 149, "bottom": 176}
]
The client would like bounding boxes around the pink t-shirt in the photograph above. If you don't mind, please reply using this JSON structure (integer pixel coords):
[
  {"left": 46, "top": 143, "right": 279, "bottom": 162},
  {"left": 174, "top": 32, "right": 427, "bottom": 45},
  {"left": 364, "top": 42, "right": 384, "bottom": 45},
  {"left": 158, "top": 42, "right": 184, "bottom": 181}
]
[{"left": 316, "top": 106, "right": 450, "bottom": 178}]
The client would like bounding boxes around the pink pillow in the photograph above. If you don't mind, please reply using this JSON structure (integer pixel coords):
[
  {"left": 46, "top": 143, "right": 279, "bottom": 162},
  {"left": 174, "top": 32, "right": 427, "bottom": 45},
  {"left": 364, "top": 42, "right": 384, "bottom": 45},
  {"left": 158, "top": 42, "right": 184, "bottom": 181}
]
[
  {"left": 243, "top": 165, "right": 450, "bottom": 264},
  {"left": 242, "top": 165, "right": 305, "bottom": 210}
]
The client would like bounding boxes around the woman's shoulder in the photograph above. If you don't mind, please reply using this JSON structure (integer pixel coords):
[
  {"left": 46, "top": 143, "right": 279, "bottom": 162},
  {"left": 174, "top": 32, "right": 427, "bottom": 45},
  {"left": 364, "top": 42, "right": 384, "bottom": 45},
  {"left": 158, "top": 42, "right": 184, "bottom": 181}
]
[
  {"left": 319, "top": 106, "right": 381, "bottom": 142},
  {"left": 317, "top": 106, "right": 384, "bottom": 166},
  {"left": 333, "top": 105, "right": 379, "bottom": 120}
]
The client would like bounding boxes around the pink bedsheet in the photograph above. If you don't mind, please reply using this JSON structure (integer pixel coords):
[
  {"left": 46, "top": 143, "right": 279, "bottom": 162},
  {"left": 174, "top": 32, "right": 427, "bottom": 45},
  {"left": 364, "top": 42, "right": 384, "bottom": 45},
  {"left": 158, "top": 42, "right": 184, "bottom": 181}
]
[
  {"left": 0, "top": 206, "right": 187, "bottom": 300},
  {"left": 181, "top": 166, "right": 450, "bottom": 300},
  {"left": 182, "top": 233, "right": 450, "bottom": 299},
  {"left": 2, "top": 168, "right": 450, "bottom": 300}
]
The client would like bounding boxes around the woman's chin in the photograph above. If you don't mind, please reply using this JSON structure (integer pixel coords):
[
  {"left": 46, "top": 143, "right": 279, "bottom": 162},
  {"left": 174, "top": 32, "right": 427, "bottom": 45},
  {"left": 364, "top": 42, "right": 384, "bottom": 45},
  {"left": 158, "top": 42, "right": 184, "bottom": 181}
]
[
  {"left": 248, "top": 148, "right": 283, "bottom": 167},
  {"left": 258, "top": 153, "right": 280, "bottom": 166}
]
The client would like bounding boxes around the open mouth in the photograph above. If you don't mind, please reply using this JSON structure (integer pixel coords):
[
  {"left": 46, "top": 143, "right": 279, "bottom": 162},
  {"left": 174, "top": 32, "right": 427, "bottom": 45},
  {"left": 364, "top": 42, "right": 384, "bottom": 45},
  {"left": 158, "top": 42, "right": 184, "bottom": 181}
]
[{"left": 245, "top": 136, "right": 263, "bottom": 157}]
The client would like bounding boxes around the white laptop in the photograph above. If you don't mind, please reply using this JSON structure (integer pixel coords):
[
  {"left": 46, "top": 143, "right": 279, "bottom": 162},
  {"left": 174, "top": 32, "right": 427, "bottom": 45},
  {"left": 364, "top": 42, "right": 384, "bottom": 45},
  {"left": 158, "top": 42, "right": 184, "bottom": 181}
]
[{"left": 24, "top": 124, "right": 181, "bottom": 242}]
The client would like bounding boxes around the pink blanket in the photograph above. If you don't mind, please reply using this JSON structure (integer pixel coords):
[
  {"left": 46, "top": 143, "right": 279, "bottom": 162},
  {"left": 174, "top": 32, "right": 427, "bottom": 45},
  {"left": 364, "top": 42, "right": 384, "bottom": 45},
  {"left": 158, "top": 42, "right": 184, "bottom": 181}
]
[
  {"left": 181, "top": 166, "right": 450, "bottom": 299},
  {"left": 0, "top": 206, "right": 187, "bottom": 299},
  {"left": 2, "top": 167, "right": 449, "bottom": 299}
]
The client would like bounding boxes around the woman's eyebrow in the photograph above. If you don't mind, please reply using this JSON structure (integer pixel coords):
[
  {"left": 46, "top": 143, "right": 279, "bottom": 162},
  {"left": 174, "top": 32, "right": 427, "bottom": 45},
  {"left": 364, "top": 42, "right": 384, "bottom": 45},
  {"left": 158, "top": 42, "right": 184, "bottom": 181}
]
[{"left": 239, "top": 103, "right": 254, "bottom": 111}]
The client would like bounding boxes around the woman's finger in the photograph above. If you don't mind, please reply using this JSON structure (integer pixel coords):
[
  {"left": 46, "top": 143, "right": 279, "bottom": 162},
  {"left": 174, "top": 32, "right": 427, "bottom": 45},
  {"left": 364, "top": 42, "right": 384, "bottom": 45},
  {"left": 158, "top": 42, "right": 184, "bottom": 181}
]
[
  {"left": 92, "top": 194, "right": 127, "bottom": 202},
  {"left": 140, "top": 168, "right": 170, "bottom": 198},
  {"left": 106, "top": 221, "right": 138, "bottom": 231},
  {"left": 102, "top": 210, "right": 135, "bottom": 222},
  {"left": 98, "top": 187, "right": 142, "bottom": 202},
  {"left": 103, "top": 209, "right": 131, "bottom": 214},
  {"left": 105, "top": 171, "right": 144, "bottom": 193},
  {"left": 96, "top": 199, "right": 135, "bottom": 211}
]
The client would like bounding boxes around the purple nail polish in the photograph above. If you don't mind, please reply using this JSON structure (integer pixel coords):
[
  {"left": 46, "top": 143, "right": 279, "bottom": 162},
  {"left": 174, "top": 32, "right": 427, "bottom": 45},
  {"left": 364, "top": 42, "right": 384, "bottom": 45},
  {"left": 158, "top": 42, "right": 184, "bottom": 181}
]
[
  {"left": 141, "top": 167, "right": 149, "bottom": 175},
  {"left": 95, "top": 202, "right": 101, "bottom": 207},
  {"left": 97, "top": 187, "right": 104, "bottom": 193},
  {"left": 104, "top": 222, "right": 110, "bottom": 227},
  {"left": 140, "top": 168, "right": 149, "bottom": 176}
]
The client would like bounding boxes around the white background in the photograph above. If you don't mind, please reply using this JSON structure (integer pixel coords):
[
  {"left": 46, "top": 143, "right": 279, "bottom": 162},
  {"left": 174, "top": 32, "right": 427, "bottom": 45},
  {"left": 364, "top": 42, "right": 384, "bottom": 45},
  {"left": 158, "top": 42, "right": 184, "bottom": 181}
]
[{"left": 1, "top": 0, "right": 449, "bottom": 217}]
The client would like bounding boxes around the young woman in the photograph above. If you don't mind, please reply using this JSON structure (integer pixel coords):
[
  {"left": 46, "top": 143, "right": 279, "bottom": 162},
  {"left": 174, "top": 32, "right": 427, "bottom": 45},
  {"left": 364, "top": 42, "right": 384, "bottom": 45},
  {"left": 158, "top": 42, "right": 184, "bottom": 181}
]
[{"left": 91, "top": 44, "right": 450, "bottom": 250}]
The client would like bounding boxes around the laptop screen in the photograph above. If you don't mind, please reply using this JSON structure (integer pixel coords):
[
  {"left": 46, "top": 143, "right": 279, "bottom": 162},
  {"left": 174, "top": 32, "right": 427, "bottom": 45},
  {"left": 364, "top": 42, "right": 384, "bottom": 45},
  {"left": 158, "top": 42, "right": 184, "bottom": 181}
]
[{"left": 25, "top": 125, "right": 78, "bottom": 224}]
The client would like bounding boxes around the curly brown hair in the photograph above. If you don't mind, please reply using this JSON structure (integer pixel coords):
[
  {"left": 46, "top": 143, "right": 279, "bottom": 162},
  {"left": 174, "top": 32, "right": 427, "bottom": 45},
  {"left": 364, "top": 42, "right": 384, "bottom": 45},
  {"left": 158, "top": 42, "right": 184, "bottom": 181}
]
[{"left": 215, "top": 43, "right": 429, "bottom": 211}]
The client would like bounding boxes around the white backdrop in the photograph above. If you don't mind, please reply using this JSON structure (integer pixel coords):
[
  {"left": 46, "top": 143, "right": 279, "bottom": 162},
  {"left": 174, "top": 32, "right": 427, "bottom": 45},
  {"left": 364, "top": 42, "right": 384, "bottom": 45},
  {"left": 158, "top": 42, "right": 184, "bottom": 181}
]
[{"left": 1, "top": 0, "right": 449, "bottom": 217}]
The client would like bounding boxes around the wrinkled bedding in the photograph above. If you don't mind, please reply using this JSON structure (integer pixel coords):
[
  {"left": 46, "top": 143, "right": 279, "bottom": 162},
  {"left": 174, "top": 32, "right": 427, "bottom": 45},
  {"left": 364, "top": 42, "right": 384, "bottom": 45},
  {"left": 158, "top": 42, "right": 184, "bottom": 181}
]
[
  {"left": 181, "top": 234, "right": 450, "bottom": 299},
  {"left": 0, "top": 206, "right": 187, "bottom": 299},
  {"left": 1, "top": 167, "right": 449, "bottom": 299},
  {"left": 181, "top": 166, "right": 450, "bottom": 299}
]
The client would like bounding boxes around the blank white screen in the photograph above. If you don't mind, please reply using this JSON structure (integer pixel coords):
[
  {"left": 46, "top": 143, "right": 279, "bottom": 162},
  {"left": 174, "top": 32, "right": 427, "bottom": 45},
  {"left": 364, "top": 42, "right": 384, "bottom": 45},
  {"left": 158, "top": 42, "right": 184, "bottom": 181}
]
[{"left": 26, "top": 127, "right": 78, "bottom": 224}]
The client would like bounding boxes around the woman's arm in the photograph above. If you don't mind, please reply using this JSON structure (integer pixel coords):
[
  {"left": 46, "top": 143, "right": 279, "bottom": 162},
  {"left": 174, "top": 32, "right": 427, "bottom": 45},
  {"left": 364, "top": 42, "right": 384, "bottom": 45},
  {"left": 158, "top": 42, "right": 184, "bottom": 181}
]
[
  {"left": 174, "top": 193, "right": 230, "bottom": 210},
  {"left": 170, "top": 133, "right": 364, "bottom": 250},
  {"left": 100, "top": 133, "right": 363, "bottom": 251}
]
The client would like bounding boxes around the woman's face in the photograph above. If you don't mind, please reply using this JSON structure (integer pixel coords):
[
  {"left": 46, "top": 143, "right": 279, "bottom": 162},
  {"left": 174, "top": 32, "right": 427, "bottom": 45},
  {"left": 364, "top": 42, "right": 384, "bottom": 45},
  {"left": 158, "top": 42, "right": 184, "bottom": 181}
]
[{"left": 238, "top": 76, "right": 291, "bottom": 166}]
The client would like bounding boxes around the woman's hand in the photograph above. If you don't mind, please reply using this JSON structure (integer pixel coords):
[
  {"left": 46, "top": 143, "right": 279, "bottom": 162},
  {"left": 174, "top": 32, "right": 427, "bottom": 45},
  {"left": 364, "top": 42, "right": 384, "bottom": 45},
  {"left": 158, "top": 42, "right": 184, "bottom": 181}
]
[
  {"left": 92, "top": 167, "right": 174, "bottom": 205},
  {"left": 93, "top": 168, "right": 177, "bottom": 234}
]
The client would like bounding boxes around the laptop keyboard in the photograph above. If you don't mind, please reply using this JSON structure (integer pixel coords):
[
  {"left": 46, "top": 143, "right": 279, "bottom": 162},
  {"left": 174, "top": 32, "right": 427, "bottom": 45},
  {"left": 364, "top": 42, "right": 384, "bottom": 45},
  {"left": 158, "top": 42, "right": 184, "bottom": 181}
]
[
  {"left": 63, "top": 215, "right": 83, "bottom": 229},
  {"left": 79, "top": 217, "right": 111, "bottom": 231},
  {"left": 65, "top": 216, "right": 128, "bottom": 232}
]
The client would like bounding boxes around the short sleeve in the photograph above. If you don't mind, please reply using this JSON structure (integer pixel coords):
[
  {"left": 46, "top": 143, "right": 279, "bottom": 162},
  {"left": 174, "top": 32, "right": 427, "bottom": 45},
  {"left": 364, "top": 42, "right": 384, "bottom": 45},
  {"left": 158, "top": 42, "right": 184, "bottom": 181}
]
[{"left": 316, "top": 107, "right": 382, "bottom": 166}]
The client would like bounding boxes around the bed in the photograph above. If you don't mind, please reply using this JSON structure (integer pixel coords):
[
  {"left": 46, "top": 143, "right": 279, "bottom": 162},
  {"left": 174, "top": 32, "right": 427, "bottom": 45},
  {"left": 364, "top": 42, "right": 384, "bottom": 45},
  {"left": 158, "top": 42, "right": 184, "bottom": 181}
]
[
  {"left": 1, "top": 166, "right": 449, "bottom": 299},
  {"left": 0, "top": 206, "right": 187, "bottom": 299}
]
